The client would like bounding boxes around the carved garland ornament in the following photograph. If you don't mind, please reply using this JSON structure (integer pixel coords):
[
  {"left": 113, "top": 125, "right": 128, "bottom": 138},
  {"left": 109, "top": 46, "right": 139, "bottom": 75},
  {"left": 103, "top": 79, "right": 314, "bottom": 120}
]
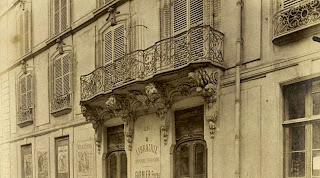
[{"left": 188, "top": 67, "right": 220, "bottom": 138}]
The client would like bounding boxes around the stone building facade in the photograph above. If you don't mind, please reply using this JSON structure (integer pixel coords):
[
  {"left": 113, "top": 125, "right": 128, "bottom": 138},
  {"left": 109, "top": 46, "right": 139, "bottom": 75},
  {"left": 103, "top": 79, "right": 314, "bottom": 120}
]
[{"left": 1, "top": 0, "right": 320, "bottom": 177}]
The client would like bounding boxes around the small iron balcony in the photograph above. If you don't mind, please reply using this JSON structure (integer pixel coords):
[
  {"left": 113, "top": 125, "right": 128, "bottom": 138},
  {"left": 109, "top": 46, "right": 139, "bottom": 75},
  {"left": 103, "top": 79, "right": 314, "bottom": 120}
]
[
  {"left": 273, "top": 0, "right": 320, "bottom": 45},
  {"left": 80, "top": 25, "right": 224, "bottom": 101}
]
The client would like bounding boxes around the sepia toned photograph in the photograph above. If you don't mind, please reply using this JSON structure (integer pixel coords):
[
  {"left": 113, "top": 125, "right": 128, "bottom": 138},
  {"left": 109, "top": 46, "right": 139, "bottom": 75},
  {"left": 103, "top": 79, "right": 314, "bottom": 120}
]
[{"left": 1, "top": 0, "right": 320, "bottom": 177}]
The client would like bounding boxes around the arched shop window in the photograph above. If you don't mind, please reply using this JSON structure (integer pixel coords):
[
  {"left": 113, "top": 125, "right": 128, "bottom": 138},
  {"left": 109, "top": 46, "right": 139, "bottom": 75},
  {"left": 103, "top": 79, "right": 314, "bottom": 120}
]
[
  {"left": 106, "top": 125, "right": 127, "bottom": 178},
  {"left": 174, "top": 105, "right": 207, "bottom": 178}
]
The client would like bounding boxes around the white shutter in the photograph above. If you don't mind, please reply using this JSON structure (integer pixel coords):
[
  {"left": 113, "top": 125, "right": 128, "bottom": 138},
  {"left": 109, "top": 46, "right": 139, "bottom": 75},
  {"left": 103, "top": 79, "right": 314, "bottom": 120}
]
[
  {"left": 104, "top": 31, "right": 112, "bottom": 64},
  {"left": 173, "top": 0, "right": 187, "bottom": 34},
  {"left": 283, "top": 0, "right": 303, "bottom": 9},
  {"left": 19, "top": 13, "right": 24, "bottom": 56},
  {"left": 26, "top": 74, "right": 32, "bottom": 107},
  {"left": 24, "top": 10, "right": 30, "bottom": 53},
  {"left": 62, "top": 54, "right": 70, "bottom": 95},
  {"left": 54, "top": 57, "right": 63, "bottom": 96},
  {"left": 54, "top": 0, "right": 60, "bottom": 35},
  {"left": 114, "top": 25, "right": 125, "bottom": 60},
  {"left": 60, "top": 0, "right": 68, "bottom": 31},
  {"left": 190, "top": 0, "right": 204, "bottom": 59},
  {"left": 190, "top": 0, "right": 203, "bottom": 27},
  {"left": 20, "top": 76, "right": 27, "bottom": 109}
]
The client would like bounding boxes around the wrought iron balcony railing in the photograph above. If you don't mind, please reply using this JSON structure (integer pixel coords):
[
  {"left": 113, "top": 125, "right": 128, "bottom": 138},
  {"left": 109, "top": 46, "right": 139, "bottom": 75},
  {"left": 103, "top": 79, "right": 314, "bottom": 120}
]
[
  {"left": 273, "top": 0, "right": 320, "bottom": 41},
  {"left": 80, "top": 25, "right": 224, "bottom": 101}
]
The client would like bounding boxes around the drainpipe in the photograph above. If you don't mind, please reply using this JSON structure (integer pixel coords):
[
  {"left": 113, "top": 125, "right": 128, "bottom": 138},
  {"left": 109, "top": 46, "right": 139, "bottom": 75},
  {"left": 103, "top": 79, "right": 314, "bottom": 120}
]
[{"left": 235, "top": 0, "right": 243, "bottom": 178}]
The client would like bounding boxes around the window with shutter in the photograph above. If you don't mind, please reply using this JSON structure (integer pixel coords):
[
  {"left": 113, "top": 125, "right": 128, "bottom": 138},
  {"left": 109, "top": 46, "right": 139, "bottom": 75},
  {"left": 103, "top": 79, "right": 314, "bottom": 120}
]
[
  {"left": 18, "top": 72, "right": 33, "bottom": 127},
  {"left": 53, "top": 0, "right": 69, "bottom": 36},
  {"left": 103, "top": 24, "right": 125, "bottom": 85},
  {"left": 51, "top": 53, "right": 72, "bottom": 116},
  {"left": 282, "top": 0, "right": 304, "bottom": 9},
  {"left": 173, "top": 0, "right": 204, "bottom": 67},
  {"left": 18, "top": 8, "right": 31, "bottom": 56}
]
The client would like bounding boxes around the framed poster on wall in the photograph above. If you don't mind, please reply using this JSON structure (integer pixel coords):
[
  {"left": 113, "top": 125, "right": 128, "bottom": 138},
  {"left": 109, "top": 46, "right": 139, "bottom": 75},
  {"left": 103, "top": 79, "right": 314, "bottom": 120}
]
[
  {"left": 55, "top": 136, "right": 69, "bottom": 178},
  {"left": 22, "top": 144, "right": 33, "bottom": 178}
]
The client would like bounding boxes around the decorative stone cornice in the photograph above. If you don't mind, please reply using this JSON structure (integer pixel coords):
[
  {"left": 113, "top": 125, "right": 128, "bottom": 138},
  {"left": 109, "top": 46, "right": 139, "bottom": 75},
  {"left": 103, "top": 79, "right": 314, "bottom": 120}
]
[{"left": 188, "top": 67, "right": 219, "bottom": 108}]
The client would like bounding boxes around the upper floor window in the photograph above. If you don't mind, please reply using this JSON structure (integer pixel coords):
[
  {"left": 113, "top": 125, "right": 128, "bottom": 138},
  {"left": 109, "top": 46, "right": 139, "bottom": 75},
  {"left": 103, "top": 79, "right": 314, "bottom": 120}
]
[
  {"left": 173, "top": 0, "right": 203, "bottom": 35},
  {"left": 17, "top": 6, "right": 31, "bottom": 57},
  {"left": 52, "top": 0, "right": 70, "bottom": 36},
  {"left": 18, "top": 71, "right": 34, "bottom": 127},
  {"left": 283, "top": 78, "right": 320, "bottom": 177},
  {"left": 281, "top": 0, "right": 304, "bottom": 9},
  {"left": 174, "top": 105, "right": 207, "bottom": 178},
  {"left": 103, "top": 24, "right": 125, "bottom": 65},
  {"left": 106, "top": 125, "right": 127, "bottom": 178},
  {"left": 50, "top": 52, "right": 73, "bottom": 116}
]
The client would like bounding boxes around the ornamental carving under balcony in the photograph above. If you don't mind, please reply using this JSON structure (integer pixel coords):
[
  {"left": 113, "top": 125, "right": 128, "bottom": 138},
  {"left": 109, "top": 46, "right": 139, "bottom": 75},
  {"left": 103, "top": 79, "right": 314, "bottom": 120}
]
[{"left": 273, "top": 0, "right": 320, "bottom": 42}]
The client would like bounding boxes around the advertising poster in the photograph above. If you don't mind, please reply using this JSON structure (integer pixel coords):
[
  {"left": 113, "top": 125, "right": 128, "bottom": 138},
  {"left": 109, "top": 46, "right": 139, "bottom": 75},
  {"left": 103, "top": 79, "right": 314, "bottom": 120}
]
[
  {"left": 58, "top": 145, "right": 69, "bottom": 174},
  {"left": 77, "top": 140, "right": 93, "bottom": 177},
  {"left": 24, "top": 154, "right": 33, "bottom": 178},
  {"left": 37, "top": 150, "right": 49, "bottom": 178}
]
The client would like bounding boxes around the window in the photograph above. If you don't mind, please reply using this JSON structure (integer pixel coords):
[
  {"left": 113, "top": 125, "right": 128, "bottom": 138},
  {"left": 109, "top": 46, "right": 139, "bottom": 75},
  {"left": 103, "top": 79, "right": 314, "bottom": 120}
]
[
  {"left": 281, "top": 0, "right": 304, "bottom": 9},
  {"left": 52, "top": 0, "right": 69, "bottom": 36},
  {"left": 173, "top": 0, "right": 204, "bottom": 67},
  {"left": 50, "top": 53, "right": 72, "bottom": 116},
  {"left": 18, "top": 72, "right": 34, "bottom": 127},
  {"left": 106, "top": 125, "right": 127, "bottom": 178},
  {"left": 283, "top": 78, "right": 320, "bottom": 177},
  {"left": 174, "top": 105, "right": 207, "bottom": 178},
  {"left": 18, "top": 8, "right": 31, "bottom": 56},
  {"left": 55, "top": 137, "right": 69, "bottom": 178},
  {"left": 103, "top": 24, "right": 125, "bottom": 87},
  {"left": 21, "top": 144, "right": 33, "bottom": 178},
  {"left": 98, "top": 0, "right": 116, "bottom": 7}
]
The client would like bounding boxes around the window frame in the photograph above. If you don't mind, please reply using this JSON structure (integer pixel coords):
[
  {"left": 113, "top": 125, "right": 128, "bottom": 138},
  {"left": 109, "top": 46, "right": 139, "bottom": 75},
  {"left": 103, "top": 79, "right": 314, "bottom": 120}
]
[
  {"left": 21, "top": 144, "right": 33, "bottom": 178},
  {"left": 51, "top": 0, "right": 70, "bottom": 37},
  {"left": 283, "top": 77, "right": 320, "bottom": 177},
  {"left": 55, "top": 136, "right": 70, "bottom": 178},
  {"left": 17, "top": 70, "right": 34, "bottom": 127},
  {"left": 50, "top": 52, "right": 73, "bottom": 117}
]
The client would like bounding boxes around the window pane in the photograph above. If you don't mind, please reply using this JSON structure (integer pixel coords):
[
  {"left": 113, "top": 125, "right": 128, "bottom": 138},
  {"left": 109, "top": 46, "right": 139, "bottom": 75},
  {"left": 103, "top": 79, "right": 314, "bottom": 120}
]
[
  {"left": 313, "top": 123, "right": 320, "bottom": 149},
  {"left": 289, "top": 126, "right": 305, "bottom": 151},
  {"left": 108, "top": 153, "right": 117, "bottom": 178},
  {"left": 120, "top": 152, "right": 127, "bottom": 178},
  {"left": 286, "top": 152, "right": 305, "bottom": 177},
  {"left": 313, "top": 80, "right": 320, "bottom": 115},
  {"left": 284, "top": 82, "right": 306, "bottom": 119},
  {"left": 194, "top": 143, "right": 205, "bottom": 176},
  {"left": 313, "top": 150, "right": 320, "bottom": 176},
  {"left": 180, "top": 145, "right": 189, "bottom": 176}
]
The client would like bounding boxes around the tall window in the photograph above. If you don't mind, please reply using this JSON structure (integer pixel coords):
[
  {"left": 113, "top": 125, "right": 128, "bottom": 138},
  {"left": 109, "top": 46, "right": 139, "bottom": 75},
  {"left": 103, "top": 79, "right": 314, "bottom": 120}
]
[
  {"left": 52, "top": 0, "right": 69, "bottom": 36},
  {"left": 50, "top": 53, "right": 72, "bottom": 116},
  {"left": 173, "top": 0, "right": 204, "bottom": 67},
  {"left": 18, "top": 72, "right": 34, "bottom": 127},
  {"left": 283, "top": 77, "right": 320, "bottom": 177},
  {"left": 18, "top": 8, "right": 31, "bottom": 56},
  {"left": 106, "top": 125, "right": 127, "bottom": 178},
  {"left": 174, "top": 105, "right": 207, "bottom": 178},
  {"left": 103, "top": 24, "right": 125, "bottom": 87}
]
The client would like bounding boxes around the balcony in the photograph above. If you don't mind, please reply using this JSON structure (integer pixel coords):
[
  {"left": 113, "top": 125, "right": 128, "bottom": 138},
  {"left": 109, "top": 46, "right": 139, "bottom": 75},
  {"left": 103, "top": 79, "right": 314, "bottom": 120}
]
[
  {"left": 273, "top": 0, "right": 320, "bottom": 45},
  {"left": 80, "top": 25, "right": 224, "bottom": 102}
]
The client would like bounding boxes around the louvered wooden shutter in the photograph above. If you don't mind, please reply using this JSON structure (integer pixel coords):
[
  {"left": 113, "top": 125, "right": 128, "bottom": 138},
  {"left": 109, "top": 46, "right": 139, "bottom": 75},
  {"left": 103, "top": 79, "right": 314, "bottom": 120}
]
[
  {"left": 283, "top": 0, "right": 303, "bottom": 9},
  {"left": 54, "top": 0, "right": 60, "bottom": 35},
  {"left": 26, "top": 74, "right": 32, "bottom": 108},
  {"left": 173, "top": 0, "right": 187, "bottom": 34},
  {"left": 19, "top": 13, "right": 24, "bottom": 56},
  {"left": 190, "top": 0, "right": 204, "bottom": 59},
  {"left": 24, "top": 10, "right": 30, "bottom": 53},
  {"left": 54, "top": 56, "right": 63, "bottom": 97},
  {"left": 20, "top": 76, "right": 27, "bottom": 109},
  {"left": 104, "top": 31, "right": 112, "bottom": 65},
  {"left": 61, "top": 0, "right": 68, "bottom": 31},
  {"left": 114, "top": 25, "right": 125, "bottom": 84},
  {"left": 62, "top": 54, "right": 70, "bottom": 95}
]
